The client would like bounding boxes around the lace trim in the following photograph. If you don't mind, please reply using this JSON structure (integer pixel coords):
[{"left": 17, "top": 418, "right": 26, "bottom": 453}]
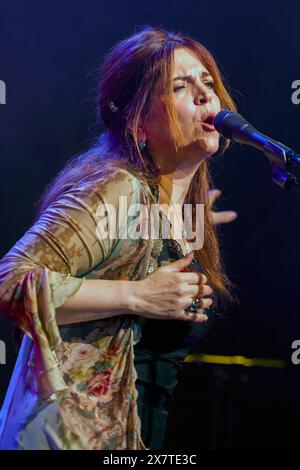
[{"left": 146, "top": 238, "right": 163, "bottom": 275}]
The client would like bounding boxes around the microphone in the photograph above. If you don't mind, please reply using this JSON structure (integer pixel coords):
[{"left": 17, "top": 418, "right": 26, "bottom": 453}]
[{"left": 214, "top": 110, "right": 300, "bottom": 170}]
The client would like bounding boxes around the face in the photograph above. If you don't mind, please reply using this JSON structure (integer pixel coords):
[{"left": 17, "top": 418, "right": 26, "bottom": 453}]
[{"left": 144, "top": 47, "right": 221, "bottom": 172}]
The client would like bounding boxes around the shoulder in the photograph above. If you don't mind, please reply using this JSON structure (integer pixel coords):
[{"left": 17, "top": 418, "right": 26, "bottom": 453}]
[
  {"left": 66, "top": 164, "right": 151, "bottom": 211},
  {"left": 91, "top": 166, "right": 146, "bottom": 197},
  {"left": 76, "top": 164, "right": 142, "bottom": 189}
]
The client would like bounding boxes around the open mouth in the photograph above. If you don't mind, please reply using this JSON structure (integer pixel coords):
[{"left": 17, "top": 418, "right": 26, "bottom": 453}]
[
  {"left": 203, "top": 114, "right": 215, "bottom": 125},
  {"left": 198, "top": 114, "right": 216, "bottom": 131}
]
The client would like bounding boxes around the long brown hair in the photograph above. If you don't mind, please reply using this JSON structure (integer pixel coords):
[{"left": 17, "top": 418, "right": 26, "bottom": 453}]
[{"left": 35, "top": 26, "right": 237, "bottom": 307}]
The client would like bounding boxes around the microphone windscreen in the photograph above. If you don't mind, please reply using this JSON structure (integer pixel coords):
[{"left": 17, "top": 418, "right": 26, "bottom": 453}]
[{"left": 214, "top": 110, "right": 248, "bottom": 139}]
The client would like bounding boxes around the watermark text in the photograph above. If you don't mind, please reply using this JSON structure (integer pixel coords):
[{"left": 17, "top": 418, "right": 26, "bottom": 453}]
[
  {"left": 291, "top": 340, "right": 300, "bottom": 364},
  {"left": 0, "top": 80, "right": 6, "bottom": 104},
  {"left": 291, "top": 80, "right": 300, "bottom": 105},
  {"left": 95, "top": 199, "right": 205, "bottom": 250},
  {"left": 0, "top": 340, "right": 6, "bottom": 365}
]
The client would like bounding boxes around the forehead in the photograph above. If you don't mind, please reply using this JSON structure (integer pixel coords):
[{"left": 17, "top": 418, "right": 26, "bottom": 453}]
[{"left": 172, "top": 47, "right": 209, "bottom": 77}]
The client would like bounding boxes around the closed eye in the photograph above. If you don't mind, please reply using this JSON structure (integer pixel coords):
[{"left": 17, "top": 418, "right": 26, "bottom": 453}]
[
  {"left": 205, "top": 81, "right": 215, "bottom": 89},
  {"left": 173, "top": 85, "right": 186, "bottom": 92},
  {"left": 173, "top": 81, "right": 215, "bottom": 92}
]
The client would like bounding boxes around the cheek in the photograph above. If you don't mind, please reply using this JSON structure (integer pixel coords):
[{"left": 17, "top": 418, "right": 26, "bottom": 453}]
[
  {"left": 213, "top": 94, "right": 221, "bottom": 111},
  {"left": 175, "top": 101, "right": 194, "bottom": 128}
]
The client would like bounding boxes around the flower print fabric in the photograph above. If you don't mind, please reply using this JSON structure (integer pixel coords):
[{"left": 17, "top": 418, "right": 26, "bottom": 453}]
[{"left": 0, "top": 166, "right": 160, "bottom": 450}]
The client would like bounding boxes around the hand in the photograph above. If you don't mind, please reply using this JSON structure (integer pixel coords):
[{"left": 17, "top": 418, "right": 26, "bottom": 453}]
[
  {"left": 208, "top": 189, "right": 238, "bottom": 225},
  {"left": 131, "top": 252, "right": 213, "bottom": 322}
]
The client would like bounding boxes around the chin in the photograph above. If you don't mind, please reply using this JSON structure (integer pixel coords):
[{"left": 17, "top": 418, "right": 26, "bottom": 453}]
[{"left": 196, "top": 134, "right": 219, "bottom": 156}]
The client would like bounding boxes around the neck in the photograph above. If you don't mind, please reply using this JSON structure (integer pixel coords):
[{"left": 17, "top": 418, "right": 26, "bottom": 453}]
[
  {"left": 156, "top": 163, "right": 200, "bottom": 242},
  {"left": 157, "top": 163, "right": 199, "bottom": 208}
]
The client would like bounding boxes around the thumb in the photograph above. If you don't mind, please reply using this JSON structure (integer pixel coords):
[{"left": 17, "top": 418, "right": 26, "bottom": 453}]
[{"left": 165, "top": 251, "right": 194, "bottom": 271}]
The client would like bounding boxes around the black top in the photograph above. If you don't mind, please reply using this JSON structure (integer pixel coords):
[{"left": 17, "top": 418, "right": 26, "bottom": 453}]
[{"left": 134, "top": 236, "right": 215, "bottom": 450}]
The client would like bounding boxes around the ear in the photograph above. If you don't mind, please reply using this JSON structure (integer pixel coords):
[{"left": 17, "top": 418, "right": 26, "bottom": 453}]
[
  {"left": 127, "top": 123, "right": 147, "bottom": 142},
  {"left": 137, "top": 128, "right": 147, "bottom": 142}
]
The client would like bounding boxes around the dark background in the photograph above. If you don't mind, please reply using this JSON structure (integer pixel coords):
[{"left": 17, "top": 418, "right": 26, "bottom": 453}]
[{"left": 1, "top": 0, "right": 300, "bottom": 449}]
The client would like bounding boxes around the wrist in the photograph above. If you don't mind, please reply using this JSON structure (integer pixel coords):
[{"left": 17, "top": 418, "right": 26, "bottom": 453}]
[{"left": 121, "top": 280, "right": 144, "bottom": 315}]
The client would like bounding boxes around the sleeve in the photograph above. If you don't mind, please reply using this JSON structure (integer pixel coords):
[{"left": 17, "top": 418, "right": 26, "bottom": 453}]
[{"left": 0, "top": 167, "right": 143, "bottom": 398}]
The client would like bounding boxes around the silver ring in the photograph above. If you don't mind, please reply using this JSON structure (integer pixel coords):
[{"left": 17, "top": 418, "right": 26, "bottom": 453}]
[{"left": 184, "top": 299, "right": 201, "bottom": 314}]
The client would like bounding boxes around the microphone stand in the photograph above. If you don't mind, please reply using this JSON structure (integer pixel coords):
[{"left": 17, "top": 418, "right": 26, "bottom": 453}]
[{"left": 262, "top": 140, "right": 300, "bottom": 191}]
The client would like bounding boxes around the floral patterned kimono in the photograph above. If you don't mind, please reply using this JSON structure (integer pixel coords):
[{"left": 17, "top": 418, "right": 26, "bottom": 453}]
[{"left": 0, "top": 166, "right": 167, "bottom": 450}]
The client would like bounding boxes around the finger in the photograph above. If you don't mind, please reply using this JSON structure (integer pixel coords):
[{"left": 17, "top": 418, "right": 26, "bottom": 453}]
[
  {"left": 165, "top": 252, "right": 194, "bottom": 271},
  {"left": 171, "top": 307, "right": 208, "bottom": 322},
  {"left": 163, "top": 309, "right": 207, "bottom": 322},
  {"left": 184, "top": 285, "right": 204, "bottom": 297},
  {"left": 208, "top": 189, "right": 222, "bottom": 208},
  {"left": 197, "top": 297, "right": 213, "bottom": 309},
  {"left": 178, "top": 272, "right": 208, "bottom": 285},
  {"left": 199, "top": 273, "right": 207, "bottom": 284},
  {"left": 197, "top": 284, "right": 213, "bottom": 297},
  {"left": 178, "top": 272, "right": 201, "bottom": 285},
  {"left": 181, "top": 311, "right": 208, "bottom": 323},
  {"left": 211, "top": 210, "right": 238, "bottom": 225},
  {"left": 183, "top": 283, "right": 213, "bottom": 298}
]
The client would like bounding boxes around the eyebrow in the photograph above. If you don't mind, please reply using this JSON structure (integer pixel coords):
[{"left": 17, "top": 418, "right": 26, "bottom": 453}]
[{"left": 173, "top": 72, "right": 213, "bottom": 81}]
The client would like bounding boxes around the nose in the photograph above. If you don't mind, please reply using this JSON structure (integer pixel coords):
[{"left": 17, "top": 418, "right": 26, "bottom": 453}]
[{"left": 194, "top": 87, "right": 213, "bottom": 106}]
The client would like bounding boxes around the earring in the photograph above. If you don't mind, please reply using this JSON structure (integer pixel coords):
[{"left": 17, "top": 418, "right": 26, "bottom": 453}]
[{"left": 138, "top": 140, "right": 148, "bottom": 152}]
